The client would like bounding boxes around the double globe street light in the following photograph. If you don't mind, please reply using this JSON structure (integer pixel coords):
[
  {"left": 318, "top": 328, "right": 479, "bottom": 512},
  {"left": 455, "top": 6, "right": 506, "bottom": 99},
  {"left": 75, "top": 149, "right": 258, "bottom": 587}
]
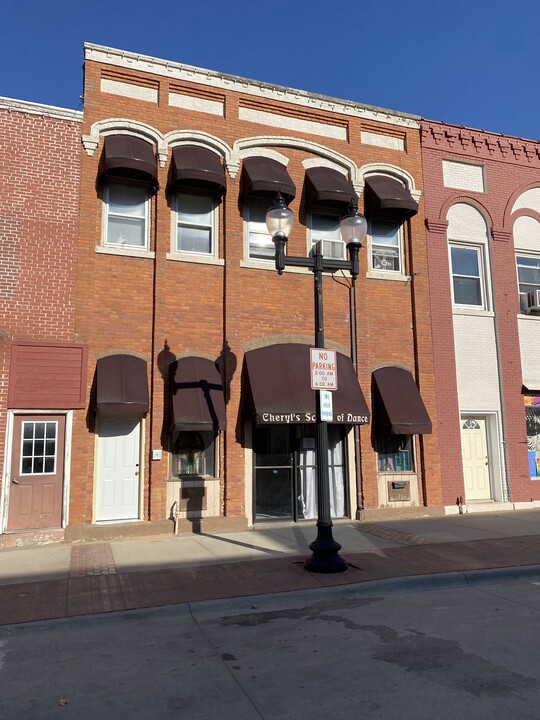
[{"left": 265, "top": 193, "right": 367, "bottom": 573}]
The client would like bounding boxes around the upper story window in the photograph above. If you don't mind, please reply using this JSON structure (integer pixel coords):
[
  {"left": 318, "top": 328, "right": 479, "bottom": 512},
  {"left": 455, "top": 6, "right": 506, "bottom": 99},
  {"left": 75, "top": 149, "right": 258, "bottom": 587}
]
[
  {"left": 304, "top": 167, "right": 357, "bottom": 260},
  {"left": 169, "top": 145, "right": 226, "bottom": 261},
  {"left": 369, "top": 219, "right": 401, "bottom": 273},
  {"left": 450, "top": 244, "right": 485, "bottom": 307},
  {"left": 99, "top": 134, "right": 157, "bottom": 254},
  {"left": 245, "top": 200, "right": 275, "bottom": 260},
  {"left": 517, "top": 255, "right": 540, "bottom": 313},
  {"left": 104, "top": 182, "right": 149, "bottom": 249},
  {"left": 242, "top": 156, "right": 296, "bottom": 263},
  {"left": 363, "top": 175, "right": 418, "bottom": 279},
  {"left": 175, "top": 193, "right": 216, "bottom": 256},
  {"left": 309, "top": 211, "right": 345, "bottom": 259}
]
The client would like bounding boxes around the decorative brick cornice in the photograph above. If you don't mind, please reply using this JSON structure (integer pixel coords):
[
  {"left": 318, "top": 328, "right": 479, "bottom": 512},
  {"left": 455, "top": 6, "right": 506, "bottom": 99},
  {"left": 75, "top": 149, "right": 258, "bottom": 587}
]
[
  {"left": 85, "top": 43, "right": 421, "bottom": 130},
  {"left": 425, "top": 219, "right": 449, "bottom": 234},
  {"left": 421, "top": 120, "right": 540, "bottom": 167},
  {"left": 0, "top": 96, "right": 82, "bottom": 123}
]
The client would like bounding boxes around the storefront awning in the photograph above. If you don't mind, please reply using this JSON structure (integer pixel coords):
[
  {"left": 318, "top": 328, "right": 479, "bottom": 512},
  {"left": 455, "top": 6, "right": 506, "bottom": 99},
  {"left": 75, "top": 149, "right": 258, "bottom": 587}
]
[
  {"left": 244, "top": 344, "right": 369, "bottom": 425},
  {"left": 170, "top": 145, "right": 226, "bottom": 195},
  {"left": 101, "top": 135, "right": 157, "bottom": 183},
  {"left": 364, "top": 176, "right": 418, "bottom": 222},
  {"left": 304, "top": 167, "right": 357, "bottom": 209},
  {"left": 242, "top": 157, "right": 296, "bottom": 203},
  {"left": 96, "top": 354, "right": 149, "bottom": 414},
  {"left": 170, "top": 357, "right": 226, "bottom": 431},
  {"left": 372, "top": 366, "right": 431, "bottom": 435}
]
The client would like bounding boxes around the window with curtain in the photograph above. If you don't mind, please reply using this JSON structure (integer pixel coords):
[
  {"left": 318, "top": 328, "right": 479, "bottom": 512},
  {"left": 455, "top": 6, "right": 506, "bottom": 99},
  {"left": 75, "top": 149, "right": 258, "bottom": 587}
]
[
  {"left": 175, "top": 193, "right": 216, "bottom": 255},
  {"left": 103, "top": 182, "right": 149, "bottom": 249}
]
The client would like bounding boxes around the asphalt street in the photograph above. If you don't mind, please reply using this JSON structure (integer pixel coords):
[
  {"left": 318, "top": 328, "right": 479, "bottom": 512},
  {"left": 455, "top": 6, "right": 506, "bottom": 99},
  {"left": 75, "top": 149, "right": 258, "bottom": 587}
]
[{"left": 2, "top": 571, "right": 540, "bottom": 719}]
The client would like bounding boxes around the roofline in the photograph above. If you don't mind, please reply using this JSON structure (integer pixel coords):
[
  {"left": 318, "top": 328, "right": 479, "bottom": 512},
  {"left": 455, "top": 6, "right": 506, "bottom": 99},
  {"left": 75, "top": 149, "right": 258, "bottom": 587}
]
[
  {"left": 84, "top": 43, "right": 421, "bottom": 130},
  {"left": 0, "top": 96, "right": 82, "bottom": 122}
]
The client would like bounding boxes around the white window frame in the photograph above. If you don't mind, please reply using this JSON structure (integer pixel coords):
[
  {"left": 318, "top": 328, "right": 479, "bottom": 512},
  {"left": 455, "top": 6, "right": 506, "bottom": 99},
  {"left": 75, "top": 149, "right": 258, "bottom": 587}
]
[
  {"left": 308, "top": 210, "right": 345, "bottom": 260},
  {"left": 244, "top": 200, "right": 275, "bottom": 262},
  {"left": 369, "top": 219, "right": 403, "bottom": 275},
  {"left": 449, "top": 242, "right": 487, "bottom": 309},
  {"left": 173, "top": 192, "right": 218, "bottom": 258},
  {"left": 102, "top": 180, "right": 149, "bottom": 251},
  {"left": 516, "top": 253, "right": 540, "bottom": 314}
]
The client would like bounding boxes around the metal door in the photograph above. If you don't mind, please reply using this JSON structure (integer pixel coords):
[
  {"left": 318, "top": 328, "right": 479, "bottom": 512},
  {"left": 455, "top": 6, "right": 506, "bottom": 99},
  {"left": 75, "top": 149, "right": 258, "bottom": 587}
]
[
  {"left": 7, "top": 415, "right": 65, "bottom": 531},
  {"left": 96, "top": 414, "right": 141, "bottom": 522},
  {"left": 461, "top": 417, "right": 491, "bottom": 501}
]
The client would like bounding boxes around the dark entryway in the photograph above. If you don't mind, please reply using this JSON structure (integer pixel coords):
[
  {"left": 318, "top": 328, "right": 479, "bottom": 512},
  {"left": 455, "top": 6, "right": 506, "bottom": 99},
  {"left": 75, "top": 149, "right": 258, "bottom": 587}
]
[{"left": 253, "top": 424, "right": 347, "bottom": 521}]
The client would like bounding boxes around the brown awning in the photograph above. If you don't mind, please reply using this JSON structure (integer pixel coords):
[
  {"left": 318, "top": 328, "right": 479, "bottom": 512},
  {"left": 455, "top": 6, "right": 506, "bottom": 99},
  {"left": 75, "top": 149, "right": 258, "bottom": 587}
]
[
  {"left": 96, "top": 354, "right": 149, "bottom": 414},
  {"left": 170, "top": 146, "right": 226, "bottom": 195},
  {"left": 364, "top": 176, "right": 418, "bottom": 222},
  {"left": 372, "top": 366, "right": 431, "bottom": 435},
  {"left": 242, "top": 157, "right": 296, "bottom": 203},
  {"left": 170, "top": 357, "right": 226, "bottom": 431},
  {"left": 304, "top": 167, "right": 357, "bottom": 209},
  {"left": 101, "top": 135, "right": 157, "bottom": 183},
  {"left": 244, "top": 344, "right": 369, "bottom": 425}
]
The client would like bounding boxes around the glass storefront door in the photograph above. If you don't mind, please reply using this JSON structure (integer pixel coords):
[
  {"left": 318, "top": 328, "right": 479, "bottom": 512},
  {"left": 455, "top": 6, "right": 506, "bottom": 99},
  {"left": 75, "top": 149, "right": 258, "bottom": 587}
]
[{"left": 253, "top": 424, "right": 347, "bottom": 521}]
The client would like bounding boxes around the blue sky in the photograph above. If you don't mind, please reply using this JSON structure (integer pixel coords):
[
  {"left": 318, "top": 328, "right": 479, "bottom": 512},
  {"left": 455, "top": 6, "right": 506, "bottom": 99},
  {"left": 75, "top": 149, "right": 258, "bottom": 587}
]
[{"left": 1, "top": 0, "right": 537, "bottom": 140}]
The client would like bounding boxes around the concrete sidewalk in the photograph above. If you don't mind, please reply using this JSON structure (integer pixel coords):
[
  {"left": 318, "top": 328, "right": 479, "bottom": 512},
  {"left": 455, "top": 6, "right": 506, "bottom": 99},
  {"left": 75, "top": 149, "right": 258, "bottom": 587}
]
[{"left": 3, "top": 509, "right": 540, "bottom": 625}]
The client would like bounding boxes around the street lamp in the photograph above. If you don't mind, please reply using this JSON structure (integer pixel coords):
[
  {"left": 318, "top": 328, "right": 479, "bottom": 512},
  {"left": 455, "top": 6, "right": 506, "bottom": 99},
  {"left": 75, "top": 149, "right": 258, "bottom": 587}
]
[{"left": 266, "top": 192, "right": 367, "bottom": 573}]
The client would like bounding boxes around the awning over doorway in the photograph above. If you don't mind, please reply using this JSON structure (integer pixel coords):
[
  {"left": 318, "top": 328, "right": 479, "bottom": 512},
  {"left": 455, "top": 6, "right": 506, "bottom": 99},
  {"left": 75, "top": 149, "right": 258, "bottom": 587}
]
[
  {"left": 363, "top": 176, "right": 418, "bottom": 222},
  {"left": 96, "top": 354, "right": 149, "bottom": 414},
  {"left": 242, "top": 157, "right": 296, "bottom": 203},
  {"left": 170, "top": 357, "right": 226, "bottom": 431},
  {"left": 170, "top": 145, "right": 226, "bottom": 195},
  {"left": 304, "top": 167, "right": 357, "bottom": 209},
  {"left": 244, "top": 344, "right": 369, "bottom": 425},
  {"left": 101, "top": 135, "right": 158, "bottom": 183},
  {"left": 372, "top": 366, "right": 431, "bottom": 435}
]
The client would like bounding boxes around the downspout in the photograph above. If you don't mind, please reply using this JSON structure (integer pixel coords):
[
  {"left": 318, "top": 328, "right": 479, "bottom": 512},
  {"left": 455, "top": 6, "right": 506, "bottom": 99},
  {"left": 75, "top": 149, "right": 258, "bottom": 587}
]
[{"left": 350, "top": 277, "right": 364, "bottom": 518}]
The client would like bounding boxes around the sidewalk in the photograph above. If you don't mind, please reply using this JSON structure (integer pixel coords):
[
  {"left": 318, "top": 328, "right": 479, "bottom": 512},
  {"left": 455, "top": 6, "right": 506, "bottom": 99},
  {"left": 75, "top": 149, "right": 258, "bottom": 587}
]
[{"left": 2, "top": 509, "right": 540, "bottom": 626}]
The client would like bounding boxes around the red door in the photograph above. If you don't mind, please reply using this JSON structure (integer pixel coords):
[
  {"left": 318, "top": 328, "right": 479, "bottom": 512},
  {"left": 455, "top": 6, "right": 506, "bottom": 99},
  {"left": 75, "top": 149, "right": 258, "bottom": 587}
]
[{"left": 7, "top": 415, "right": 65, "bottom": 531}]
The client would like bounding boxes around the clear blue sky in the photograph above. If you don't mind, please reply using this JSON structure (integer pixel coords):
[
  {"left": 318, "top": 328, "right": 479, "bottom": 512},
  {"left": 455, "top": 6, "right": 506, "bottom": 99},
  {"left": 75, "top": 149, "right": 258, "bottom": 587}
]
[{"left": 1, "top": 0, "right": 537, "bottom": 140}]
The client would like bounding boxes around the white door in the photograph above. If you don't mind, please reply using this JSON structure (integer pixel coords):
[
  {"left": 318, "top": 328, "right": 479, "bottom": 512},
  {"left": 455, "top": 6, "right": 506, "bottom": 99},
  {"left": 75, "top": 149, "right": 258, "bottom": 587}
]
[
  {"left": 461, "top": 417, "right": 491, "bottom": 501},
  {"left": 96, "top": 414, "right": 141, "bottom": 521}
]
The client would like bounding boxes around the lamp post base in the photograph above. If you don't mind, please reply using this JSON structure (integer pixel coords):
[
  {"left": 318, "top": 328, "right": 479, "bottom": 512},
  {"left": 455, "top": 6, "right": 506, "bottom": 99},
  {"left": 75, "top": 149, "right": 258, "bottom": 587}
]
[{"left": 304, "top": 523, "right": 348, "bottom": 574}]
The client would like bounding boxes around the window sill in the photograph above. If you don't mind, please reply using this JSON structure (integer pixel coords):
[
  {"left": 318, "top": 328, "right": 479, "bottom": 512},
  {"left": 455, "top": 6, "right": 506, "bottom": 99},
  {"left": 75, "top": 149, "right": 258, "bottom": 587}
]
[
  {"left": 366, "top": 270, "right": 410, "bottom": 282},
  {"left": 452, "top": 307, "right": 495, "bottom": 318},
  {"left": 240, "top": 259, "right": 279, "bottom": 272},
  {"left": 518, "top": 313, "right": 540, "bottom": 321},
  {"left": 96, "top": 246, "right": 155, "bottom": 259},
  {"left": 166, "top": 252, "right": 224, "bottom": 266},
  {"left": 168, "top": 474, "right": 219, "bottom": 482}
]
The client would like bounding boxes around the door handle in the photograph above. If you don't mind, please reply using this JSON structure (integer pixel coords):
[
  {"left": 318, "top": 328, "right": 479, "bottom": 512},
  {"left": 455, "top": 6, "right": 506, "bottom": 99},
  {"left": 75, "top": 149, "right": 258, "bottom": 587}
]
[
  {"left": 134, "top": 471, "right": 139, "bottom": 476},
  {"left": 12, "top": 478, "right": 20, "bottom": 485}
]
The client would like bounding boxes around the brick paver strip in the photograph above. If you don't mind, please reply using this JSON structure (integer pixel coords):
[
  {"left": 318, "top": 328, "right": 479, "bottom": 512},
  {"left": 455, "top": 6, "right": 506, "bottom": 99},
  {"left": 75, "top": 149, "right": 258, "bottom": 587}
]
[
  {"left": 69, "top": 543, "right": 117, "bottom": 578},
  {"left": 2, "top": 534, "right": 540, "bottom": 626}
]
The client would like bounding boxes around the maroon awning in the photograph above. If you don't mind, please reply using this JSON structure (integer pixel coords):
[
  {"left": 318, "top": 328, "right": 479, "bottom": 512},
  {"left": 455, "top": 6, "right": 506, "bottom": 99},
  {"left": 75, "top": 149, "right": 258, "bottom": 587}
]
[
  {"left": 372, "top": 366, "right": 431, "bottom": 435},
  {"left": 170, "top": 357, "right": 226, "bottom": 431},
  {"left": 96, "top": 354, "right": 149, "bottom": 414},
  {"left": 170, "top": 146, "right": 226, "bottom": 195},
  {"left": 101, "top": 135, "right": 157, "bottom": 183},
  {"left": 304, "top": 167, "right": 357, "bottom": 209},
  {"left": 364, "top": 176, "right": 418, "bottom": 222},
  {"left": 242, "top": 157, "right": 296, "bottom": 203},
  {"left": 244, "top": 344, "right": 369, "bottom": 425}
]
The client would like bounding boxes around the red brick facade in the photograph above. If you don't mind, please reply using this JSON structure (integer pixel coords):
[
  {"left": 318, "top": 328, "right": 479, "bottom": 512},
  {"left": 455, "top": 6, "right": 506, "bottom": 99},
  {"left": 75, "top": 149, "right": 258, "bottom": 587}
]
[
  {"left": 0, "top": 99, "right": 82, "bottom": 539},
  {"left": 421, "top": 121, "right": 540, "bottom": 507},
  {"left": 67, "top": 44, "right": 443, "bottom": 534}
]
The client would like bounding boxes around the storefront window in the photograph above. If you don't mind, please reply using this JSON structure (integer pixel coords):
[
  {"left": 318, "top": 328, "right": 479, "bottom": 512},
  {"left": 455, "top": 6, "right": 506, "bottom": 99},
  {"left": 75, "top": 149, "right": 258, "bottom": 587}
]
[
  {"left": 172, "top": 430, "right": 215, "bottom": 477},
  {"left": 376, "top": 434, "right": 414, "bottom": 472},
  {"left": 525, "top": 396, "right": 540, "bottom": 479}
]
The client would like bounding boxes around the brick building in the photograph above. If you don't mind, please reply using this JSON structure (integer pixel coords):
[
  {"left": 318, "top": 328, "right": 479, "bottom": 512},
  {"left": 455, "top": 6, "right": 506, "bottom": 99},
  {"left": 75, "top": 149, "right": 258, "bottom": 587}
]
[
  {"left": 0, "top": 97, "right": 85, "bottom": 543},
  {"left": 422, "top": 120, "right": 540, "bottom": 511},
  {"left": 64, "top": 43, "right": 441, "bottom": 539}
]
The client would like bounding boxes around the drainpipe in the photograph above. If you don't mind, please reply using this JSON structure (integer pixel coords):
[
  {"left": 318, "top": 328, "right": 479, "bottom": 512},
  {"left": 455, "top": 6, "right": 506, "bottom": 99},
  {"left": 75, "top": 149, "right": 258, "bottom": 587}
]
[{"left": 349, "top": 277, "right": 364, "bottom": 518}]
